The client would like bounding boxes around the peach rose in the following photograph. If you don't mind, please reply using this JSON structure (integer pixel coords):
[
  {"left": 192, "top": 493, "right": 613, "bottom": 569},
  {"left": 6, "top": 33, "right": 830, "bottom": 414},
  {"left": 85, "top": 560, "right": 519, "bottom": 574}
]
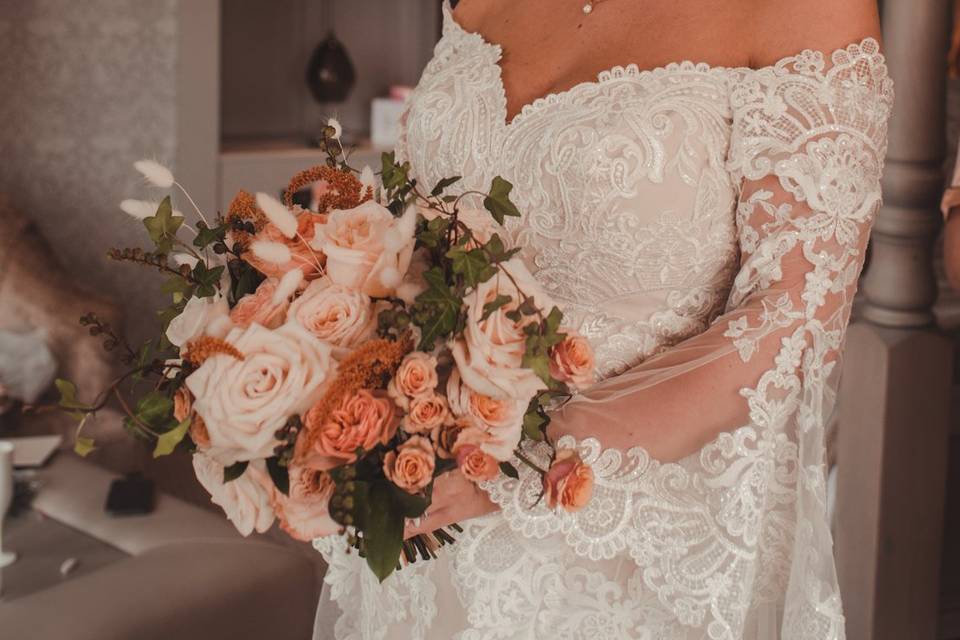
[
  {"left": 193, "top": 453, "right": 275, "bottom": 536},
  {"left": 383, "top": 435, "right": 435, "bottom": 494},
  {"left": 244, "top": 212, "right": 327, "bottom": 279},
  {"left": 166, "top": 292, "right": 232, "bottom": 349},
  {"left": 543, "top": 449, "right": 594, "bottom": 513},
  {"left": 446, "top": 369, "right": 524, "bottom": 461},
  {"left": 310, "top": 200, "right": 415, "bottom": 297},
  {"left": 404, "top": 394, "right": 450, "bottom": 434},
  {"left": 297, "top": 390, "right": 396, "bottom": 470},
  {"left": 430, "top": 417, "right": 471, "bottom": 460},
  {"left": 387, "top": 352, "right": 439, "bottom": 410},
  {"left": 287, "top": 279, "right": 376, "bottom": 349},
  {"left": 230, "top": 279, "right": 290, "bottom": 330},
  {"left": 451, "top": 258, "right": 553, "bottom": 401},
  {"left": 270, "top": 464, "right": 340, "bottom": 541},
  {"left": 549, "top": 329, "right": 596, "bottom": 390},
  {"left": 455, "top": 444, "right": 500, "bottom": 483},
  {"left": 173, "top": 386, "right": 193, "bottom": 423},
  {"left": 185, "top": 323, "right": 335, "bottom": 466}
]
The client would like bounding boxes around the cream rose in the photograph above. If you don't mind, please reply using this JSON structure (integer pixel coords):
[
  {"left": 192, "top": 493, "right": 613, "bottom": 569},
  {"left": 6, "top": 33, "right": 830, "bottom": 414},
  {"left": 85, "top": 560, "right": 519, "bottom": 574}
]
[
  {"left": 543, "top": 449, "right": 595, "bottom": 513},
  {"left": 310, "top": 200, "right": 415, "bottom": 297},
  {"left": 230, "top": 279, "right": 290, "bottom": 330},
  {"left": 166, "top": 292, "right": 232, "bottom": 348},
  {"left": 387, "top": 352, "right": 439, "bottom": 410},
  {"left": 193, "top": 453, "right": 275, "bottom": 536},
  {"left": 549, "top": 328, "right": 596, "bottom": 390},
  {"left": 383, "top": 435, "right": 435, "bottom": 494},
  {"left": 185, "top": 322, "right": 335, "bottom": 465},
  {"left": 446, "top": 369, "right": 524, "bottom": 461},
  {"left": 404, "top": 393, "right": 450, "bottom": 434},
  {"left": 297, "top": 389, "right": 396, "bottom": 470},
  {"left": 451, "top": 258, "right": 552, "bottom": 401},
  {"left": 287, "top": 279, "right": 376, "bottom": 349},
  {"left": 270, "top": 464, "right": 340, "bottom": 541}
]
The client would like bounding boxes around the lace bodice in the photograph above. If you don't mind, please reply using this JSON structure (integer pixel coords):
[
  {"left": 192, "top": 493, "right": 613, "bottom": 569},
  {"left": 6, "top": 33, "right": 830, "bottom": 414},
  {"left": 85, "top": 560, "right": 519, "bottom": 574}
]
[{"left": 314, "top": 4, "right": 893, "bottom": 640}]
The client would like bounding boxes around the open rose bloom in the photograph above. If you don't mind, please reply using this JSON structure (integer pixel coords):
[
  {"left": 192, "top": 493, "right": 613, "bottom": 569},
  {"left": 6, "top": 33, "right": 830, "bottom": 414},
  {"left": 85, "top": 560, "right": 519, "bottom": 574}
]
[{"left": 75, "top": 145, "right": 596, "bottom": 582}]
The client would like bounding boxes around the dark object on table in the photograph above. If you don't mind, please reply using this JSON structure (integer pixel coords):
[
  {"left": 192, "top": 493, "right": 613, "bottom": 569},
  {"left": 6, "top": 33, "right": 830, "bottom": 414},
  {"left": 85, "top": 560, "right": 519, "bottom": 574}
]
[
  {"left": 306, "top": 32, "right": 356, "bottom": 104},
  {"left": 104, "top": 473, "right": 154, "bottom": 516}
]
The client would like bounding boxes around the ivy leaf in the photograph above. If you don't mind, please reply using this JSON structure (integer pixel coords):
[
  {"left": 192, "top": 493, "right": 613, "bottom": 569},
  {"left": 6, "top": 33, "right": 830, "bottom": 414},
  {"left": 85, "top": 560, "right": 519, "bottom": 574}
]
[
  {"left": 153, "top": 417, "right": 191, "bottom": 458},
  {"left": 413, "top": 267, "right": 461, "bottom": 350},
  {"left": 136, "top": 391, "right": 176, "bottom": 429},
  {"left": 482, "top": 294, "right": 512, "bottom": 320},
  {"left": 266, "top": 456, "right": 290, "bottom": 495},
  {"left": 522, "top": 398, "right": 550, "bottom": 441},
  {"left": 522, "top": 343, "right": 554, "bottom": 388},
  {"left": 430, "top": 176, "right": 461, "bottom": 196},
  {"left": 193, "top": 221, "right": 228, "bottom": 249},
  {"left": 143, "top": 196, "right": 183, "bottom": 254},
  {"left": 55, "top": 379, "right": 92, "bottom": 412},
  {"left": 483, "top": 233, "right": 521, "bottom": 263},
  {"left": 447, "top": 247, "right": 496, "bottom": 288},
  {"left": 223, "top": 460, "right": 249, "bottom": 483},
  {"left": 483, "top": 176, "right": 521, "bottom": 225},
  {"left": 191, "top": 262, "right": 225, "bottom": 298},
  {"left": 74, "top": 436, "right": 97, "bottom": 457},
  {"left": 364, "top": 481, "right": 405, "bottom": 583},
  {"left": 381, "top": 151, "right": 410, "bottom": 191},
  {"left": 499, "top": 461, "right": 520, "bottom": 479}
]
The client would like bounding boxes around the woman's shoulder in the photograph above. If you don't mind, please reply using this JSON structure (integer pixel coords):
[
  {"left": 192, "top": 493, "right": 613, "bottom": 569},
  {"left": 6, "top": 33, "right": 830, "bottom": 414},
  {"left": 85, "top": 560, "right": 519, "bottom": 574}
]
[{"left": 746, "top": 0, "right": 882, "bottom": 69}]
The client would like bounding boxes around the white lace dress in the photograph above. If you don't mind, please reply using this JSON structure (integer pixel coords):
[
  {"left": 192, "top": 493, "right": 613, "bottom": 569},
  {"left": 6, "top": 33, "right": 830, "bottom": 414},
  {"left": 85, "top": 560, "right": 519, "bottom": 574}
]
[{"left": 313, "top": 5, "right": 893, "bottom": 639}]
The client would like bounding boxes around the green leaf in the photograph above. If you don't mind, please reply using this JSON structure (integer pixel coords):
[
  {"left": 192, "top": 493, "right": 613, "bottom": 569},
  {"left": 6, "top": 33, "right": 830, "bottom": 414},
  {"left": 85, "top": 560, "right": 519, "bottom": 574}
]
[
  {"left": 266, "top": 456, "right": 290, "bottom": 495},
  {"left": 136, "top": 391, "right": 175, "bottom": 429},
  {"left": 447, "top": 247, "right": 496, "bottom": 288},
  {"left": 413, "top": 267, "right": 461, "bottom": 350},
  {"left": 143, "top": 196, "right": 184, "bottom": 254},
  {"left": 482, "top": 233, "right": 521, "bottom": 263},
  {"left": 499, "top": 461, "right": 520, "bottom": 479},
  {"left": 522, "top": 348, "right": 554, "bottom": 388},
  {"left": 193, "top": 221, "right": 228, "bottom": 249},
  {"left": 380, "top": 151, "right": 410, "bottom": 191},
  {"left": 389, "top": 483, "right": 429, "bottom": 519},
  {"left": 223, "top": 460, "right": 249, "bottom": 483},
  {"left": 482, "top": 294, "right": 513, "bottom": 320},
  {"left": 364, "top": 481, "right": 405, "bottom": 582},
  {"left": 191, "top": 262, "right": 225, "bottom": 298},
  {"left": 161, "top": 275, "right": 193, "bottom": 298},
  {"left": 483, "top": 176, "right": 521, "bottom": 225},
  {"left": 430, "top": 176, "right": 462, "bottom": 196},
  {"left": 56, "top": 378, "right": 95, "bottom": 412},
  {"left": 522, "top": 398, "right": 550, "bottom": 441},
  {"left": 153, "top": 417, "right": 191, "bottom": 457},
  {"left": 74, "top": 436, "right": 97, "bottom": 457}
]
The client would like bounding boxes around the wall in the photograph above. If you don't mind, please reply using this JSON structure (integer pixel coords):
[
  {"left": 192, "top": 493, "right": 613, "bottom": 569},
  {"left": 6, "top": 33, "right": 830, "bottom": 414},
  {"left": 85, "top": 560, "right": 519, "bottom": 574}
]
[{"left": 0, "top": 0, "right": 178, "bottom": 344}]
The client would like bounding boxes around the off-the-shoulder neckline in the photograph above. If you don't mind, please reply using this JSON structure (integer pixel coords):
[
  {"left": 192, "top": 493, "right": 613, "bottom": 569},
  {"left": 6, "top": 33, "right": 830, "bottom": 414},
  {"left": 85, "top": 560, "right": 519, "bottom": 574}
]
[{"left": 440, "top": 0, "right": 885, "bottom": 127}]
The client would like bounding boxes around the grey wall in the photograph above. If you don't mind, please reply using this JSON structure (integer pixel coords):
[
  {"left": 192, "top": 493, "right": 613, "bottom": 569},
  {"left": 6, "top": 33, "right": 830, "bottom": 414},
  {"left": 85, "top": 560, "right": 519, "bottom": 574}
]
[{"left": 0, "top": 0, "right": 178, "bottom": 344}]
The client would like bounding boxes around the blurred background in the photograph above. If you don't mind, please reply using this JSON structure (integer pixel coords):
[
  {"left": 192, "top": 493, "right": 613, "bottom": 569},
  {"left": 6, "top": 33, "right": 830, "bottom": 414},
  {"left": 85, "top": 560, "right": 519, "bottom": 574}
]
[{"left": 0, "top": 1, "right": 958, "bottom": 639}]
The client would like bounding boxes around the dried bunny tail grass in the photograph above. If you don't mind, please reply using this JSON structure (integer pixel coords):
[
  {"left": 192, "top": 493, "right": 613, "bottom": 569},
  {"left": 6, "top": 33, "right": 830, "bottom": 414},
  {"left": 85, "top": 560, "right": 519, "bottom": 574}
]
[
  {"left": 306, "top": 334, "right": 413, "bottom": 430},
  {"left": 284, "top": 165, "right": 373, "bottom": 213},
  {"left": 182, "top": 336, "right": 245, "bottom": 367},
  {"left": 226, "top": 190, "right": 267, "bottom": 230}
]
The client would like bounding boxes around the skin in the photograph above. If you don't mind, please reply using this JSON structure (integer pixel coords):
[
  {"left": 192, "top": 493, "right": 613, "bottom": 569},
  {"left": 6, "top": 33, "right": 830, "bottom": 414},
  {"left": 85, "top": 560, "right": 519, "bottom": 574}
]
[
  {"left": 406, "top": 0, "right": 882, "bottom": 539},
  {"left": 946, "top": 0, "right": 960, "bottom": 289}
]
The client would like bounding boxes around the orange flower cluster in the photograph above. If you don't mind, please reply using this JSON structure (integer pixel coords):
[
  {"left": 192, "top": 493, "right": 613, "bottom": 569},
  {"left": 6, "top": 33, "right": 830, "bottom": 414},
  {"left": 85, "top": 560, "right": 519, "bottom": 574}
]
[
  {"left": 284, "top": 165, "right": 373, "bottom": 213},
  {"left": 226, "top": 190, "right": 267, "bottom": 231},
  {"left": 182, "top": 336, "right": 245, "bottom": 367},
  {"left": 297, "top": 334, "right": 413, "bottom": 456}
]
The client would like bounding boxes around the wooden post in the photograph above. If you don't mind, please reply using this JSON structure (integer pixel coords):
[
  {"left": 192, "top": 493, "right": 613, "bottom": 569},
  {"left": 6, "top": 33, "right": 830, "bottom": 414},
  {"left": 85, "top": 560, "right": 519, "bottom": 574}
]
[{"left": 835, "top": 1, "right": 954, "bottom": 638}]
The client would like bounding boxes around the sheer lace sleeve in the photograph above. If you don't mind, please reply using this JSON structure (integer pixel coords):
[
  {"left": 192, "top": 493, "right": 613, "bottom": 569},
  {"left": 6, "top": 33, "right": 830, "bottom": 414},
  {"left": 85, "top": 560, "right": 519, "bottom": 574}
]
[{"left": 483, "top": 39, "right": 892, "bottom": 639}]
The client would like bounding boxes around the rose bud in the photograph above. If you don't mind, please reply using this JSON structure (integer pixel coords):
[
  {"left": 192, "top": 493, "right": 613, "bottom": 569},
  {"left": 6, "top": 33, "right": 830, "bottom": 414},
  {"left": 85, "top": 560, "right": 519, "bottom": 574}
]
[
  {"left": 543, "top": 449, "right": 594, "bottom": 513},
  {"left": 383, "top": 435, "right": 436, "bottom": 494},
  {"left": 549, "top": 329, "right": 596, "bottom": 390},
  {"left": 455, "top": 444, "right": 500, "bottom": 483}
]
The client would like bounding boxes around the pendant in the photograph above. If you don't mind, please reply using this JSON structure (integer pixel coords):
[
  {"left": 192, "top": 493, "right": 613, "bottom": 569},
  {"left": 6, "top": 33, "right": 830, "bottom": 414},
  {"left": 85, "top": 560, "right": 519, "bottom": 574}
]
[{"left": 582, "top": 2, "right": 593, "bottom": 14}]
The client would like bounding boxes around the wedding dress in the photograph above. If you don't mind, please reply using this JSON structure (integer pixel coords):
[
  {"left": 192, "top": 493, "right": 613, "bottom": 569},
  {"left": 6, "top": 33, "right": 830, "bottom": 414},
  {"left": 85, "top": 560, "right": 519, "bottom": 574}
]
[{"left": 313, "top": 3, "right": 893, "bottom": 638}]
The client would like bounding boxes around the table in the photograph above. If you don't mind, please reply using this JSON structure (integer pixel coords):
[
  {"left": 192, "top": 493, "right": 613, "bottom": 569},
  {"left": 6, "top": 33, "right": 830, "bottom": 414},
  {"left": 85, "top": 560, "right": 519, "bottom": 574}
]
[{"left": 0, "top": 509, "right": 127, "bottom": 601}]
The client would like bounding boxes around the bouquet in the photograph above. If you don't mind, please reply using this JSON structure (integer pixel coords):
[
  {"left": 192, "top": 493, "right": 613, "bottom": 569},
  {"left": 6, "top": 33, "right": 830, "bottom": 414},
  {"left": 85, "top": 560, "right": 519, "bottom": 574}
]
[{"left": 55, "top": 122, "right": 597, "bottom": 580}]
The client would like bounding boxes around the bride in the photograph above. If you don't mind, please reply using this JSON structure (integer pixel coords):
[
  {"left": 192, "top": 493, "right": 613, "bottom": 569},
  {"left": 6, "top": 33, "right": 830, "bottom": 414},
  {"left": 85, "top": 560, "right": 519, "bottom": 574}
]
[{"left": 314, "top": 0, "right": 893, "bottom": 637}]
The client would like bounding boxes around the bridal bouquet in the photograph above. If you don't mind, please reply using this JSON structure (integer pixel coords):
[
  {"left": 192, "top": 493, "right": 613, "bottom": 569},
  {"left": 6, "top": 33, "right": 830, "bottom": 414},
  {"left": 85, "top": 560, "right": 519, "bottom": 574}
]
[{"left": 55, "top": 123, "right": 596, "bottom": 580}]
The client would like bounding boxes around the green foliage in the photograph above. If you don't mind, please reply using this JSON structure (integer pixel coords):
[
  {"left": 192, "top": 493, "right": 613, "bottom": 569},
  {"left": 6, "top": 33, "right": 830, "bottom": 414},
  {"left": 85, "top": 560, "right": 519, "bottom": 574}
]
[
  {"left": 266, "top": 456, "right": 290, "bottom": 495},
  {"left": 499, "top": 461, "right": 520, "bottom": 479},
  {"left": 411, "top": 267, "right": 461, "bottom": 350},
  {"left": 143, "top": 197, "right": 184, "bottom": 254},
  {"left": 446, "top": 246, "right": 497, "bottom": 288},
  {"left": 191, "top": 262, "right": 225, "bottom": 298},
  {"left": 430, "top": 176, "right": 461, "bottom": 196},
  {"left": 153, "top": 417, "right": 191, "bottom": 458},
  {"left": 521, "top": 306, "right": 568, "bottom": 389},
  {"left": 522, "top": 396, "right": 550, "bottom": 442},
  {"left": 363, "top": 482, "right": 408, "bottom": 582},
  {"left": 74, "top": 436, "right": 97, "bottom": 457},
  {"left": 417, "top": 215, "right": 449, "bottom": 250},
  {"left": 229, "top": 258, "right": 265, "bottom": 303},
  {"left": 483, "top": 176, "right": 521, "bottom": 225},
  {"left": 193, "top": 221, "right": 228, "bottom": 249},
  {"left": 481, "top": 294, "right": 512, "bottom": 321},
  {"left": 223, "top": 460, "right": 249, "bottom": 483}
]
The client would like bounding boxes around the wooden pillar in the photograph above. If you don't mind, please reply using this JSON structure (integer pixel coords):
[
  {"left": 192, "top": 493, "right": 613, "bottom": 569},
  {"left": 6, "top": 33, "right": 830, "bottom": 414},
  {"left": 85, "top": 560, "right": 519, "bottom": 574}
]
[{"left": 835, "top": 2, "right": 954, "bottom": 639}]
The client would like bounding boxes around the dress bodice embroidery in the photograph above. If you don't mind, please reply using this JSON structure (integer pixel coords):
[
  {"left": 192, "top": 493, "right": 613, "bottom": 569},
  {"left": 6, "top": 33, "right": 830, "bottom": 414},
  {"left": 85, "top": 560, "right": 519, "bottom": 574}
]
[{"left": 313, "top": 4, "right": 893, "bottom": 640}]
